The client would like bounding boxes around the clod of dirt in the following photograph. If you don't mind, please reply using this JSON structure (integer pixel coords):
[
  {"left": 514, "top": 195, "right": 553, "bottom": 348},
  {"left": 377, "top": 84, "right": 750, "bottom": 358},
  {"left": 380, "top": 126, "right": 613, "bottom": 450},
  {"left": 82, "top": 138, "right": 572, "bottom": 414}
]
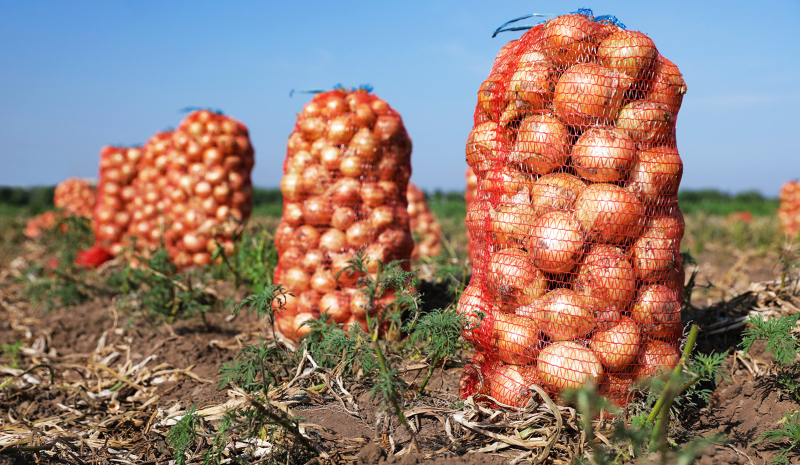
[
  {"left": 357, "top": 443, "right": 387, "bottom": 464},
  {"left": 741, "top": 380, "right": 755, "bottom": 397}
]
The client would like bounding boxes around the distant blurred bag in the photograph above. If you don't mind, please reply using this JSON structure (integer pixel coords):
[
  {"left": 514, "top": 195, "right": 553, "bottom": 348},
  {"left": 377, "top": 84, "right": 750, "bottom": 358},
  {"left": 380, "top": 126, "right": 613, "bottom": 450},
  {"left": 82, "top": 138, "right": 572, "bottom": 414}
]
[{"left": 778, "top": 180, "right": 800, "bottom": 238}]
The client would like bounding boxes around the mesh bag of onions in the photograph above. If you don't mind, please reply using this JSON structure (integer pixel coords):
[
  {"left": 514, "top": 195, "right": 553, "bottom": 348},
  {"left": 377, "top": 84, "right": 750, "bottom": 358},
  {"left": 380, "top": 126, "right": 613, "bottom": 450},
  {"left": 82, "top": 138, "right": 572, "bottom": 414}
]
[
  {"left": 407, "top": 182, "right": 443, "bottom": 259},
  {"left": 94, "top": 146, "right": 142, "bottom": 255},
  {"left": 54, "top": 178, "right": 96, "bottom": 219},
  {"left": 127, "top": 130, "right": 174, "bottom": 255},
  {"left": 163, "top": 110, "right": 255, "bottom": 268},
  {"left": 24, "top": 211, "right": 59, "bottom": 239},
  {"left": 274, "top": 88, "right": 414, "bottom": 342},
  {"left": 778, "top": 180, "right": 800, "bottom": 238},
  {"left": 465, "top": 168, "right": 478, "bottom": 263},
  {"left": 459, "top": 10, "right": 687, "bottom": 408}
]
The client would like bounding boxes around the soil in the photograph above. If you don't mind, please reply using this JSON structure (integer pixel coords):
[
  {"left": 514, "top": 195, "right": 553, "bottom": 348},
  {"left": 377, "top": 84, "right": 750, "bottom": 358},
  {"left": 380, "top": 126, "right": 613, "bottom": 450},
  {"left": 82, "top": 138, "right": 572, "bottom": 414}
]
[{"left": 1, "top": 246, "right": 798, "bottom": 464}]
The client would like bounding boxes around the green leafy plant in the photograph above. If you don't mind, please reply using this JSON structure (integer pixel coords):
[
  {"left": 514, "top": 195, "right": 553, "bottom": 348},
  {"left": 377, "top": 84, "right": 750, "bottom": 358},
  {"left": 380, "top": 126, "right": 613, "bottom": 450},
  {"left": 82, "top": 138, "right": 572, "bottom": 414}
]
[
  {"left": 741, "top": 313, "right": 800, "bottom": 402},
  {"left": 212, "top": 226, "right": 278, "bottom": 293},
  {"left": 303, "top": 318, "right": 378, "bottom": 377},
  {"left": 403, "top": 308, "right": 466, "bottom": 394},
  {"left": 751, "top": 411, "right": 800, "bottom": 465},
  {"left": 166, "top": 405, "right": 202, "bottom": 465},
  {"left": 0, "top": 342, "right": 24, "bottom": 369},
  {"left": 219, "top": 337, "right": 286, "bottom": 393}
]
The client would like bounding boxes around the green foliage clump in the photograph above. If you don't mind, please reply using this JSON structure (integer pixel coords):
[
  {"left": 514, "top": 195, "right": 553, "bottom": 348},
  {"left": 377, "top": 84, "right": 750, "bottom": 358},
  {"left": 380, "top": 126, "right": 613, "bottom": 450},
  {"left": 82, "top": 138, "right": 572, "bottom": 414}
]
[
  {"left": 752, "top": 411, "right": 800, "bottom": 465},
  {"left": 741, "top": 313, "right": 800, "bottom": 401},
  {"left": 212, "top": 226, "right": 278, "bottom": 293},
  {"left": 166, "top": 405, "right": 202, "bottom": 465},
  {"left": 404, "top": 308, "right": 466, "bottom": 393}
]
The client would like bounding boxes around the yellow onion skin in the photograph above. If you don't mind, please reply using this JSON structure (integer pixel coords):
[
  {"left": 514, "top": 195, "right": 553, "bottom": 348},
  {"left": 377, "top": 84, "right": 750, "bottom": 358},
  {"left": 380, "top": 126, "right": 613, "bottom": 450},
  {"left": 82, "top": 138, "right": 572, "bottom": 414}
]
[
  {"left": 644, "top": 55, "right": 687, "bottom": 115},
  {"left": 508, "top": 113, "right": 571, "bottom": 175},
  {"left": 528, "top": 212, "right": 585, "bottom": 274},
  {"left": 529, "top": 173, "right": 587, "bottom": 217},
  {"left": 486, "top": 248, "right": 547, "bottom": 308},
  {"left": 597, "top": 30, "right": 658, "bottom": 81},
  {"left": 630, "top": 284, "right": 682, "bottom": 340},
  {"left": 492, "top": 311, "right": 540, "bottom": 365},
  {"left": 601, "top": 374, "right": 636, "bottom": 407},
  {"left": 489, "top": 200, "right": 537, "bottom": 246},
  {"left": 647, "top": 205, "right": 685, "bottom": 242},
  {"left": 538, "top": 14, "right": 600, "bottom": 67},
  {"left": 486, "top": 363, "right": 539, "bottom": 408},
  {"left": 590, "top": 316, "right": 641, "bottom": 371},
  {"left": 538, "top": 341, "right": 603, "bottom": 392},
  {"left": 553, "top": 63, "right": 628, "bottom": 128},
  {"left": 457, "top": 284, "right": 496, "bottom": 350},
  {"left": 627, "top": 146, "right": 683, "bottom": 205},
  {"left": 633, "top": 341, "right": 680, "bottom": 382},
  {"left": 502, "top": 53, "right": 558, "bottom": 123},
  {"left": 522, "top": 289, "right": 593, "bottom": 342},
  {"left": 574, "top": 183, "right": 645, "bottom": 244},
  {"left": 466, "top": 122, "right": 507, "bottom": 175},
  {"left": 319, "top": 291, "right": 351, "bottom": 323},
  {"left": 616, "top": 101, "right": 673, "bottom": 145},
  {"left": 572, "top": 127, "right": 636, "bottom": 183},
  {"left": 480, "top": 165, "right": 535, "bottom": 201},
  {"left": 630, "top": 228, "right": 678, "bottom": 281},
  {"left": 573, "top": 245, "right": 637, "bottom": 311},
  {"left": 293, "top": 313, "right": 317, "bottom": 340}
]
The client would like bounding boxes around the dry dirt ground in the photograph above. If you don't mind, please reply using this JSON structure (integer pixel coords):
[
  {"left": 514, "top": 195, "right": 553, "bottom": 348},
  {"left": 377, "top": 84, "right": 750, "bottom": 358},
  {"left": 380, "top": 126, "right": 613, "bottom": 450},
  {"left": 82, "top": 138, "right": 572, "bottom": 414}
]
[{"left": 0, "top": 245, "right": 798, "bottom": 464}]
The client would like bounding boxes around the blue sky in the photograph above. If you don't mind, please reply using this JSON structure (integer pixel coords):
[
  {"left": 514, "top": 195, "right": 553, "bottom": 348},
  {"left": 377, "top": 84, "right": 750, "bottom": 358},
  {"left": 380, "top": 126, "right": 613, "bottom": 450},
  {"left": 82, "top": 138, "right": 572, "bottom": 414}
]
[{"left": 1, "top": 1, "right": 798, "bottom": 196}]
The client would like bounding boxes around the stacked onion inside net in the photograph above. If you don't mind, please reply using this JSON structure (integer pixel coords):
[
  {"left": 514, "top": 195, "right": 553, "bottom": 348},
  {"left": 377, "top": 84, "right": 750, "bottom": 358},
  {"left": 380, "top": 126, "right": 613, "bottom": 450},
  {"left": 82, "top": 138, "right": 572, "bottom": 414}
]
[
  {"left": 94, "top": 146, "right": 142, "bottom": 255},
  {"left": 459, "top": 12, "right": 687, "bottom": 408},
  {"left": 465, "top": 168, "right": 478, "bottom": 263},
  {"left": 163, "top": 110, "right": 255, "bottom": 268},
  {"left": 127, "top": 131, "right": 174, "bottom": 255},
  {"left": 778, "top": 181, "right": 800, "bottom": 238},
  {"left": 274, "top": 89, "right": 414, "bottom": 342},
  {"left": 24, "top": 179, "right": 96, "bottom": 239},
  {"left": 407, "top": 183, "right": 443, "bottom": 259}
]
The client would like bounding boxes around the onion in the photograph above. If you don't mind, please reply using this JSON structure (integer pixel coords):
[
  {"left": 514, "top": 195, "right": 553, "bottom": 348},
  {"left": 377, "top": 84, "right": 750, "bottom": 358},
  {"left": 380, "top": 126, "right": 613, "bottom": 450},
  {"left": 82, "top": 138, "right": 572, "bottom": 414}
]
[
  {"left": 538, "top": 14, "right": 599, "bottom": 66},
  {"left": 377, "top": 229, "right": 414, "bottom": 257},
  {"left": 319, "top": 291, "right": 351, "bottom": 323},
  {"left": 309, "top": 137, "right": 329, "bottom": 157},
  {"left": 377, "top": 181, "right": 400, "bottom": 202},
  {"left": 489, "top": 200, "right": 536, "bottom": 246},
  {"left": 466, "top": 122, "right": 507, "bottom": 175},
  {"left": 311, "top": 269, "right": 338, "bottom": 294},
  {"left": 645, "top": 56, "right": 687, "bottom": 115},
  {"left": 298, "top": 117, "right": 326, "bottom": 141},
  {"left": 487, "top": 248, "right": 547, "bottom": 307},
  {"left": 633, "top": 341, "right": 680, "bottom": 382},
  {"left": 183, "top": 232, "right": 207, "bottom": 253},
  {"left": 477, "top": 76, "right": 508, "bottom": 121},
  {"left": 319, "top": 229, "right": 346, "bottom": 252},
  {"left": 300, "top": 165, "right": 332, "bottom": 196},
  {"left": 528, "top": 212, "right": 584, "bottom": 274},
  {"left": 459, "top": 354, "right": 489, "bottom": 400},
  {"left": 331, "top": 251, "right": 362, "bottom": 286},
  {"left": 602, "top": 374, "right": 635, "bottom": 406},
  {"left": 597, "top": 30, "right": 658, "bottom": 81},
  {"left": 553, "top": 63, "right": 628, "bottom": 128},
  {"left": 574, "top": 183, "right": 644, "bottom": 244},
  {"left": 349, "top": 128, "right": 379, "bottom": 160},
  {"left": 457, "top": 284, "right": 496, "bottom": 349},
  {"left": 276, "top": 313, "right": 297, "bottom": 341},
  {"left": 286, "top": 151, "right": 316, "bottom": 174},
  {"left": 193, "top": 252, "right": 211, "bottom": 266},
  {"left": 331, "top": 207, "right": 356, "bottom": 231},
  {"left": 350, "top": 291, "right": 371, "bottom": 319},
  {"left": 283, "top": 267, "right": 311, "bottom": 293},
  {"left": 504, "top": 52, "right": 558, "bottom": 118},
  {"left": 486, "top": 364, "right": 538, "bottom": 408},
  {"left": 373, "top": 115, "right": 400, "bottom": 141},
  {"left": 272, "top": 291, "right": 298, "bottom": 316},
  {"left": 297, "top": 290, "right": 321, "bottom": 314},
  {"left": 572, "top": 127, "right": 636, "bottom": 183},
  {"left": 616, "top": 101, "right": 673, "bottom": 145},
  {"left": 593, "top": 308, "right": 623, "bottom": 331},
  {"left": 630, "top": 285, "right": 681, "bottom": 340},
  {"left": 284, "top": 202, "right": 304, "bottom": 226},
  {"left": 573, "top": 245, "right": 637, "bottom": 311},
  {"left": 280, "top": 173, "right": 303, "bottom": 202},
  {"left": 538, "top": 341, "right": 603, "bottom": 391},
  {"left": 631, "top": 229, "right": 677, "bottom": 280},
  {"left": 370, "top": 205, "right": 394, "bottom": 230},
  {"left": 530, "top": 173, "right": 587, "bottom": 217},
  {"left": 301, "top": 248, "right": 326, "bottom": 271},
  {"left": 295, "top": 225, "right": 320, "bottom": 251},
  {"left": 322, "top": 94, "right": 348, "bottom": 118},
  {"left": 361, "top": 182, "right": 385, "bottom": 207},
  {"left": 303, "top": 196, "right": 333, "bottom": 225},
  {"left": 294, "top": 313, "right": 316, "bottom": 340},
  {"left": 627, "top": 146, "right": 683, "bottom": 205},
  {"left": 339, "top": 156, "right": 365, "bottom": 178},
  {"left": 330, "top": 178, "right": 362, "bottom": 206},
  {"left": 327, "top": 114, "right": 355, "bottom": 145},
  {"left": 507, "top": 113, "right": 571, "bottom": 175},
  {"left": 320, "top": 145, "right": 342, "bottom": 170},
  {"left": 353, "top": 103, "right": 376, "bottom": 128},
  {"left": 492, "top": 311, "right": 539, "bottom": 365},
  {"left": 526, "top": 288, "right": 594, "bottom": 341},
  {"left": 647, "top": 205, "right": 685, "bottom": 242},
  {"left": 346, "top": 221, "right": 376, "bottom": 248},
  {"left": 363, "top": 243, "right": 389, "bottom": 274},
  {"left": 590, "top": 316, "right": 641, "bottom": 371}
]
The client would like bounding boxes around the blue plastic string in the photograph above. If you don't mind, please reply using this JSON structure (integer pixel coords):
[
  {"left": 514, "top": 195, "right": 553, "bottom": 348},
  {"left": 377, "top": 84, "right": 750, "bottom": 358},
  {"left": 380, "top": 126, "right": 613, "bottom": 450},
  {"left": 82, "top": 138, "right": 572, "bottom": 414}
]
[
  {"left": 179, "top": 106, "right": 224, "bottom": 115},
  {"left": 492, "top": 8, "right": 626, "bottom": 37},
  {"left": 290, "top": 83, "right": 374, "bottom": 97}
]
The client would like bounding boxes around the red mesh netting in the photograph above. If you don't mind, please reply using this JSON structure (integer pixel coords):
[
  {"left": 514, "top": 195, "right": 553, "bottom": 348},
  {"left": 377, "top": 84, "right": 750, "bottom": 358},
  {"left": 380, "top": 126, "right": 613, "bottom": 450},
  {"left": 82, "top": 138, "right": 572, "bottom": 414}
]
[
  {"left": 274, "top": 89, "right": 414, "bottom": 342},
  {"left": 127, "top": 130, "right": 174, "bottom": 256},
  {"left": 465, "top": 168, "right": 478, "bottom": 263},
  {"left": 459, "top": 12, "right": 687, "bottom": 408},
  {"left": 93, "top": 146, "right": 142, "bottom": 255},
  {"left": 407, "top": 182, "right": 443, "bottom": 259},
  {"left": 163, "top": 110, "right": 255, "bottom": 268},
  {"left": 778, "top": 180, "right": 800, "bottom": 238}
]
